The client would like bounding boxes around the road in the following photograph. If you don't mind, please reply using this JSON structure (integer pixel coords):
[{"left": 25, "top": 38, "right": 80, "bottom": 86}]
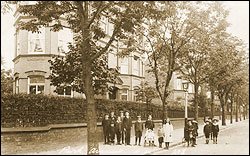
[{"left": 152, "top": 119, "right": 249, "bottom": 155}]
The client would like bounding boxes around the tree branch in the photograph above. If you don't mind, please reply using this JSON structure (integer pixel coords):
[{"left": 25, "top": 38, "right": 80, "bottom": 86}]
[{"left": 91, "top": 19, "right": 123, "bottom": 61}]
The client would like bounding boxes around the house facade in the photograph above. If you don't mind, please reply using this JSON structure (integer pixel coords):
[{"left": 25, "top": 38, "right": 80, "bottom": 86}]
[{"left": 12, "top": 1, "right": 145, "bottom": 101}]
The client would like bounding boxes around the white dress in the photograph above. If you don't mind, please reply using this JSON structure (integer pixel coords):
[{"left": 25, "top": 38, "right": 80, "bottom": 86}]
[{"left": 163, "top": 123, "right": 173, "bottom": 142}]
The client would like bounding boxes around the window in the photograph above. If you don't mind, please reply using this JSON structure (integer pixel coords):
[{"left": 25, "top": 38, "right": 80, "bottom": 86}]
[
  {"left": 100, "top": 16, "right": 107, "bottom": 34},
  {"left": 120, "top": 57, "right": 128, "bottom": 74},
  {"left": 28, "top": 76, "right": 45, "bottom": 94},
  {"left": 56, "top": 86, "right": 72, "bottom": 96},
  {"left": 133, "top": 56, "right": 140, "bottom": 76},
  {"left": 15, "top": 78, "right": 19, "bottom": 94},
  {"left": 58, "top": 28, "right": 73, "bottom": 55},
  {"left": 28, "top": 28, "right": 45, "bottom": 53},
  {"left": 176, "top": 78, "right": 182, "bottom": 90},
  {"left": 121, "top": 89, "right": 128, "bottom": 101}
]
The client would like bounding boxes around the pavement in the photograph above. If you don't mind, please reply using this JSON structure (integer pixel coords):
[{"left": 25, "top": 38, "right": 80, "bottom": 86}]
[
  {"left": 19, "top": 117, "right": 247, "bottom": 155},
  {"left": 152, "top": 119, "right": 249, "bottom": 155}
]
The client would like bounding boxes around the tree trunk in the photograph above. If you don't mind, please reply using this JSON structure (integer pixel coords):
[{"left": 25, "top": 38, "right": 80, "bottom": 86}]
[
  {"left": 230, "top": 95, "right": 233, "bottom": 124},
  {"left": 162, "top": 100, "right": 168, "bottom": 120},
  {"left": 221, "top": 103, "right": 226, "bottom": 125},
  {"left": 236, "top": 94, "right": 239, "bottom": 122},
  {"left": 243, "top": 107, "right": 246, "bottom": 120},
  {"left": 85, "top": 67, "right": 99, "bottom": 155},
  {"left": 220, "top": 96, "right": 226, "bottom": 126},
  {"left": 210, "top": 88, "right": 215, "bottom": 119},
  {"left": 194, "top": 84, "right": 199, "bottom": 121}
]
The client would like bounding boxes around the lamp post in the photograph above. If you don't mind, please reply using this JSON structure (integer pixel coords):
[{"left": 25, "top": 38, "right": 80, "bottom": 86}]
[{"left": 182, "top": 82, "right": 189, "bottom": 131}]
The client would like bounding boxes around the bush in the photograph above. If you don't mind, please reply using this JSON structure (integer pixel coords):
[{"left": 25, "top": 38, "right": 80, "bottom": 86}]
[{"left": 1, "top": 93, "right": 194, "bottom": 128}]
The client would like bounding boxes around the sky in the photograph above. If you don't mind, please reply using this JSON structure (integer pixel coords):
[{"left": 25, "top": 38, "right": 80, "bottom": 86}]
[{"left": 1, "top": 1, "right": 249, "bottom": 70}]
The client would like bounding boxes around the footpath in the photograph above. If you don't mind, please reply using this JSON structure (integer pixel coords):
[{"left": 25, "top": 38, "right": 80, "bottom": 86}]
[{"left": 23, "top": 117, "right": 245, "bottom": 155}]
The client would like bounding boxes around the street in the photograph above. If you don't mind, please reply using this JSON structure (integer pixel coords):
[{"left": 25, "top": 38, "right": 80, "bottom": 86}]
[{"left": 152, "top": 119, "right": 249, "bottom": 155}]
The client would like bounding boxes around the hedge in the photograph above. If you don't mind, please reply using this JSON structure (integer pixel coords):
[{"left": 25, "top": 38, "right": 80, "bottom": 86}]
[{"left": 1, "top": 93, "right": 196, "bottom": 128}]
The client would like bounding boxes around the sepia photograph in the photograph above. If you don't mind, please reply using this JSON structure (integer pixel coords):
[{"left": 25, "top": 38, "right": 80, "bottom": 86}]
[{"left": 1, "top": 1, "right": 249, "bottom": 155}]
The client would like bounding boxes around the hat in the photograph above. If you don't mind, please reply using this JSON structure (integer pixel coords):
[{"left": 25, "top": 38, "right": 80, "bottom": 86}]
[
  {"left": 137, "top": 115, "right": 141, "bottom": 118},
  {"left": 205, "top": 120, "right": 210, "bottom": 123},
  {"left": 192, "top": 120, "right": 198, "bottom": 123},
  {"left": 212, "top": 118, "right": 218, "bottom": 121},
  {"left": 120, "top": 110, "right": 124, "bottom": 113}
]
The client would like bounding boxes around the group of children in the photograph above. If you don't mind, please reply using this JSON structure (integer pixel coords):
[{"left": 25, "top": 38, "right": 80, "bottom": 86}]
[
  {"left": 203, "top": 118, "right": 220, "bottom": 144},
  {"left": 102, "top": 111, "right": 133, "bottom": 145},
  {"left": 102, "top": 111, "right": 220, "bottom": 149},
  {"left": 102, "top": 111, "right": 175, "bottom": 149}
]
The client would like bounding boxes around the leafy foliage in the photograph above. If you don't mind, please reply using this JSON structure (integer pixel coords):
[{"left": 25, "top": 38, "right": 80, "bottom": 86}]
[
  {"left": 1, "top": 93, "right": 198, "bottom": 128},
  {"left": 1, "top": 57, "right": 13, "bottom": 94}
]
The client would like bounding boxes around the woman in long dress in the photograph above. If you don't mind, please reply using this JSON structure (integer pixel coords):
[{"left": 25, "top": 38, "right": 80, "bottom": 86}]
[{"left": 163, "top": 118, "right": 173, "bottom": 149}]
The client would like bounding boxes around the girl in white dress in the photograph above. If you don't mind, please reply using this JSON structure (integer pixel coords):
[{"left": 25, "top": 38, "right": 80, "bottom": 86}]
[{"left": 163, "top": 118, "right": 173, "bottom": 149}]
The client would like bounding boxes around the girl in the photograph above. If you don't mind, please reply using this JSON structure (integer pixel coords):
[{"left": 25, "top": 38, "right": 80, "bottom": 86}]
[{"left": 163, "top": 118, "right": 173, "bottom": 149}]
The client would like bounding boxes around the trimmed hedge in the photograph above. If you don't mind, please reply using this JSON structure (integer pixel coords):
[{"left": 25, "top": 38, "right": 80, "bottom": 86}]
[{"left": 1, "top": 93, "right": 196, "bottom": 128}]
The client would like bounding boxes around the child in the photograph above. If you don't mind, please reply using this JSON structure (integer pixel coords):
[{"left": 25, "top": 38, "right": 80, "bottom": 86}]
[
  {"left": 134, "top": 116, "right": 143, "bottom": 146},
  {"left": 144, "top": 129, "right": 155, "bottom": 147},
  {"left": 109, "top": 112, "right": 116, "bottom": 145},
  {"left": 163, "top": 118, "right": 173, "bottom": 149},
  {"left": 102, "top": 114, "right": 110, "bottom": 144},
  {"left": 212, "top": 119, "right": 219, "bottom": 144},
  {"left": 115, "top": 116, "right": 122, "bottom": 145},
  {"left": 145, "top": 115, "right": 156, "bottom": 146},
  {"left": 157, "top": 124, "right": 164, "bottom": 148},
  {"left": 203, "top": 120, "right": 211, "bottom": 144},
  {"left": 192, "top": 120, "right": 198, "bottom": 146}
]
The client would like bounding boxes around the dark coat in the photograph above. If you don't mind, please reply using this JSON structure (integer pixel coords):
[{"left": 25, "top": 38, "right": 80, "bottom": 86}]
[
  {"left": 185, "top": 124, "right": 194, "bottom": 140},
  {"left": 102, "top": 119, "right": 110, "bottom": 132},
  {"left": 193, "top": 123, "right": 198, "bottom": 136},
  {"left": 135, "top": 121, "right": 143, "bottom": 132},
  {"left": 123, "top": 117, "right": 132, "bottom": 130},
  {"left": 109, "top": 117, "right": 116, "bottom": 130},
  {"left": 145, "top": 120, "right": 154, "bottom": 130},
  {"left": 115, "top": 121, "right": 122, "bottom": 132},
  {"left": 212, "top": 124, "right": 219, "bottom": 134},
  {"left": 203, "top": 124, "right": 211, "bottom": 135}
]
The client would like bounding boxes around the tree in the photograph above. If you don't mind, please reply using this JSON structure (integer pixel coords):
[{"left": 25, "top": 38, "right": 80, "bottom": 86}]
[
  {"left": 136, "top": 81, "right": 158, "bottom": 115},
  {"left": 132, "top": 1, "right": 206, "bottom": 119},
  {"left": 1, "top": 56, "right": 13, "bottom": 94},
  {"left": 1, "top": 1, "right": 13, "bottom": 14},
  {"left": 14, "top": 1, "right": 156, "bottom": 154},
  {"left": 208, "top": 31, "right": 247, "bottom": 125},
  {"left": 179, "top": 1, "right": 231, "bottom": 121},
  {"left": 48, "top": 51, "right": 120, "bottom": 95}
]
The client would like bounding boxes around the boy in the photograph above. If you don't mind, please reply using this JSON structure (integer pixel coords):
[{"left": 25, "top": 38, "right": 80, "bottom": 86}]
[
  {"left": 115, "top": 116, "right": 122, "bottom": 145},
  {"left": 120, "top": 111, "right": 125, "bottom": 144},
  {"left": 157, "top": 124, "right": 164, "bottom": 148},
  {"left": 203, "top": 120, "right": 211, "bottom": 144},
  {"left": 102, "top": 114, "right": 110, "bottom": 144},
  {"left": 109, "top": 111, "right": 116, "bottom": 145},
  {"left": 123, "top": 111, "right": 132, "bottom": 145},
  {"left": 192, "top": 120, "right": 198, "bottom": 145},
  {"left": 212, "top": 119, "right": 219, "bottom": 144},
  {"left": 134, "top": 116, "right": 143, "bottom": 146}
]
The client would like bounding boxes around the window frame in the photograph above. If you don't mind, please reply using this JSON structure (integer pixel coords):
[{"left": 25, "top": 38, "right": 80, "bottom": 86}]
[
  {"left": 27, "top": 76, "right": 45, "bottom": 94},
  {"left": 27, "top": 28, "right": 45, "bottom": 54},
  {"left": 121, "top": 88, "right": 128, "bottom": 101}
]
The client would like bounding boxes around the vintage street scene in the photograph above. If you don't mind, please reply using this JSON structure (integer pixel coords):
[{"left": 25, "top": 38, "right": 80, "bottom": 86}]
[{"left": 1, "top": 1, "right": 249, "bottom": 155}]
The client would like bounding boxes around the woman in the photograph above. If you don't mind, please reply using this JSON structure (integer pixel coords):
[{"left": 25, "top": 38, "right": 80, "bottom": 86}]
[{"left": 163, "top": 118, "right": 173, "bottom": 149}]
